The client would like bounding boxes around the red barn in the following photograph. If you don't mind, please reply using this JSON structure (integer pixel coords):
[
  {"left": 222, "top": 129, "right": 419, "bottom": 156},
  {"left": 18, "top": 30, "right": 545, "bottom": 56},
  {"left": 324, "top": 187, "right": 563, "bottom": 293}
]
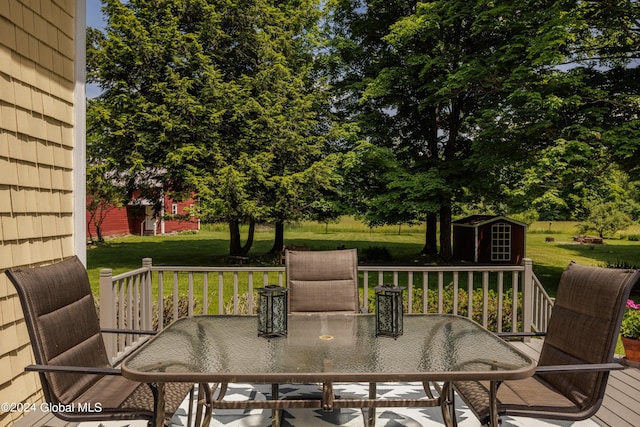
[
  {"left": 86, "top": 192, "right": 199, "bottom": 240},
  {"left": 452, "top": 215, "right": 527, "bottom": 265}
]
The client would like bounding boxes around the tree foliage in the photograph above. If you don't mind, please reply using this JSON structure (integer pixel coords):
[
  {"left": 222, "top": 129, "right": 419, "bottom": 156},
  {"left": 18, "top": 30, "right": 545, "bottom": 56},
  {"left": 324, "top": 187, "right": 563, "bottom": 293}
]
[
  {"left": 87, "top": 0, "right": 335, "bottom": 256},
  {"left": 578, "top": 202, "right": 633, "bottom": 238},
  {"left": 86, "top": 162, "right": 127, "bottom": 243},
  {"left": 326, "top": 0, "right": 640, "bottom": 259},
  {"left": 87, "top": 0, "right": 640, "bottom": 258}
]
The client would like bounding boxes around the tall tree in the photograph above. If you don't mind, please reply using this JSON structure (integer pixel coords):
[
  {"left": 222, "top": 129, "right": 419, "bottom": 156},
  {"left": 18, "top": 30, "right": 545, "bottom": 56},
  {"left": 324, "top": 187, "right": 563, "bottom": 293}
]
[
  {"left": 87, "top": 0, "right": 334, "bottom": 256},
  {"left": 327, "top": 0, "right": 640, "bottom": 259},
  {"left": 327, "top": 0, "right": 549, "bottom": 259}
]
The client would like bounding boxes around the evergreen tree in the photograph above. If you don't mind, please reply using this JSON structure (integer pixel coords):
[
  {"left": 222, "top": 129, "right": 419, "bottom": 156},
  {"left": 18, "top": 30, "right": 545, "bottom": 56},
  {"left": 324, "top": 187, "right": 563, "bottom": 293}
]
[{"left": 87, "top": 0, "right": 335, "bottom": 256}]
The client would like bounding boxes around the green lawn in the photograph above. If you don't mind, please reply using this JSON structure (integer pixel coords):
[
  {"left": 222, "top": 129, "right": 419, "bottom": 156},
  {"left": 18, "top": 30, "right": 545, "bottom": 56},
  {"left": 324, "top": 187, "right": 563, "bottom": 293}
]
[
  {"left": 87, "top": 218, "right": 640, "bottom": 354},
  {"left": 87, "top": 218, "right": 640, "bottom": 297}
]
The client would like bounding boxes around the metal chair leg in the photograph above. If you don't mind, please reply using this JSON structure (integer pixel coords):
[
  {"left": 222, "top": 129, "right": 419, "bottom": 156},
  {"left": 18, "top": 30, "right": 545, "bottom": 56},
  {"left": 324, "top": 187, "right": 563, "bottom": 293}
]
[
  {"left": 440, "top": 382, "right": 457, "bottom": 427},
  {"left": 271, "top": 383, "right": 281, "bottom": 427}
]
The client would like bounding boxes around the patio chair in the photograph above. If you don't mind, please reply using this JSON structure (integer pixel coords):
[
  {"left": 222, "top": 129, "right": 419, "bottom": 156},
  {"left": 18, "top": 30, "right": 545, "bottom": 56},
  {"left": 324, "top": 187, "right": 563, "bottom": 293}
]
[
  {"left": 286, "top": 248, "right": 361, "bottom": 313},
  {"left": 5, "top": 256, "right": 195, "bottom": 426},
  {"left": 452, "top": 262, "right": 640, "bottom": 426},
  {"left": 273, "top": 249, "right": 364, "bottom": 424}
]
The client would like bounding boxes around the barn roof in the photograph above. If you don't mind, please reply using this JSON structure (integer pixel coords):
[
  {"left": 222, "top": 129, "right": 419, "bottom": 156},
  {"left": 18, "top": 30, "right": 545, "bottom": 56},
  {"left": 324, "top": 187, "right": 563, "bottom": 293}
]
[{"left": 452, "top": 215, "right": 528, "bottom": 228}]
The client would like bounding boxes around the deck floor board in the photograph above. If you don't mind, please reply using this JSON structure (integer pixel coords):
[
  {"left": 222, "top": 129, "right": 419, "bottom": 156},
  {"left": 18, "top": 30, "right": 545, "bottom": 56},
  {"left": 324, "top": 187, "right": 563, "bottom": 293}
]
[{"left": 14, "top": 339, "right": 640, "bottom": 427}]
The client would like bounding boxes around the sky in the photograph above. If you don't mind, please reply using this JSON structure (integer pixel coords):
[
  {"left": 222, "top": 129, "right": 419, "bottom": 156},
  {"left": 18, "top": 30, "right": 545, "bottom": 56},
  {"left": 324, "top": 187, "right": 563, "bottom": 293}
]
[
  {"left": 87, "top": 0, "right": 106, "bottom": 30},
  {"left": 85, "top": 0, "right": 106, "bottom": 98}
]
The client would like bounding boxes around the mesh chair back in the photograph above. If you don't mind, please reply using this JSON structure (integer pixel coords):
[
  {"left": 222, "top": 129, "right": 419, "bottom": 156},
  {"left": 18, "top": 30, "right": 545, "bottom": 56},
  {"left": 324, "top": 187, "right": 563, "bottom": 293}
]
[
  {"left": 537, "top": 262, "right": 639, "bottom": 409},
  {"left": 6, "top": 256, "right": 110, "bottom": 405},
  {"left": 286, "top": 249, "right": 359, "bottom": 313}
]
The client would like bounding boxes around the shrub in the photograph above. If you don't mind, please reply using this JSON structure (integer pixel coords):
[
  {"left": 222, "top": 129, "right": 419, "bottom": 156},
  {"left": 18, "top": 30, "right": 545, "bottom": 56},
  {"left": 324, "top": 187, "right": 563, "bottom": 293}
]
[
  {"left": 605, "top": 260, "right": 639, "bottom": 269},
  {"left": 153, "top": 294, "right": 194, "bottom": 329},
  {"left": 627, "top": 234, "right": 640, "bottom": 242},
  {"left": 95, "top": 294, "right": 196, "bottom": 330},
  {"left": 367, "top": 283, "right": 522, "bottom": 332},
  {"left": 224, "top": 292, "right": 259, "bottom": 315}
]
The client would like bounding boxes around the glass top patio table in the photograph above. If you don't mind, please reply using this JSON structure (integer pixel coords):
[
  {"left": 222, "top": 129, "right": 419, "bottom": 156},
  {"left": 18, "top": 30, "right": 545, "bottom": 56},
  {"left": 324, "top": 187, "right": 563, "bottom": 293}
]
[{"left": 122, "top": 313, "right": 534, "bottom": 383}]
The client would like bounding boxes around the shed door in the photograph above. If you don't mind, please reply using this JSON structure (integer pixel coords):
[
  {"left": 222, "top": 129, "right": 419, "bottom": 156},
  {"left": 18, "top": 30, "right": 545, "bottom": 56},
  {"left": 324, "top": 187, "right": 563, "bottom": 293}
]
[{"left": 491, "top": 223, "right": 511, "bottom": 262}]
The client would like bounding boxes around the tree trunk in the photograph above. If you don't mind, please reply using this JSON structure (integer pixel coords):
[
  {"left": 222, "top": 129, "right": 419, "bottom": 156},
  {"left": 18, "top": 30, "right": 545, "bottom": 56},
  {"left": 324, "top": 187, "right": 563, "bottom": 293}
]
[
  {"left": 96, "top": 224, "right": 104, "bottom": 243},
  {"left": 229, "top": 219, "right": 256, "bottom": 256},
  {"left": 439, "top": 203, "right": 453, "bottom": 261},
  {"left": 241, "top": 219, "right": 255, "bottom": 256},
  {"left": 422, "top": 212, "right": 438, "bottom": 257},
  {"left": 270, "top": 221, "right": 285, "bottom": 254},
  {"left": 229, "top": 220, "right": 242, "bottom": 256}
]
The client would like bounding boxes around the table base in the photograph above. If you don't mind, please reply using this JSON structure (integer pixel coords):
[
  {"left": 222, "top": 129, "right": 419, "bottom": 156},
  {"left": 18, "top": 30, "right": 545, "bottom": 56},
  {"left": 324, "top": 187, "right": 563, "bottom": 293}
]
[{"left": 199, "top": 381, "right": 447, "bottom": 427}]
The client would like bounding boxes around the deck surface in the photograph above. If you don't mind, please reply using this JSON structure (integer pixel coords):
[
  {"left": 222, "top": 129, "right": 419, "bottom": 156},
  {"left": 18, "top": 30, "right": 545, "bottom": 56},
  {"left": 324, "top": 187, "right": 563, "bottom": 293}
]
[{"left": 13, "top": 339, "right": 640, "bottom": 426}]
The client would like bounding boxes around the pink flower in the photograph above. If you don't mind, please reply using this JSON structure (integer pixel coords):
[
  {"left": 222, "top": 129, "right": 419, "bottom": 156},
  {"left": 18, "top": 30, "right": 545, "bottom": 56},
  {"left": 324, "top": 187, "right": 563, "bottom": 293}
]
[{"left": 627, "top": 299, "right": 640, "bottom": 310}]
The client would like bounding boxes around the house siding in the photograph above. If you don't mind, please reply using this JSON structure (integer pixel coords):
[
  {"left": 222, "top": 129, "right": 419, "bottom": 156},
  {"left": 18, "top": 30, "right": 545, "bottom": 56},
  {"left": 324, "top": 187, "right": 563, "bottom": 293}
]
[{"left": 0, "top": 1, "right": 81, "bottom": 425}]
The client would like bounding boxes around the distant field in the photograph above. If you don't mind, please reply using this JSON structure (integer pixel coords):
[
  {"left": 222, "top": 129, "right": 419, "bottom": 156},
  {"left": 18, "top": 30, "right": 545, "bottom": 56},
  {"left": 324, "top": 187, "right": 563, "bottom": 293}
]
[{"left": 87, "top": 218, "right": 640, "bottom": 297}]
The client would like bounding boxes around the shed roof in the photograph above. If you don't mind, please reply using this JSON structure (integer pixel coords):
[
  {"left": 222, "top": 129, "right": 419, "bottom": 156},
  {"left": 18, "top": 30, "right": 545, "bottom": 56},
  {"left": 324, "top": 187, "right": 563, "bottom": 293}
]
[{"left": 452, "top": 215, "right": 528, "bottom": 228}]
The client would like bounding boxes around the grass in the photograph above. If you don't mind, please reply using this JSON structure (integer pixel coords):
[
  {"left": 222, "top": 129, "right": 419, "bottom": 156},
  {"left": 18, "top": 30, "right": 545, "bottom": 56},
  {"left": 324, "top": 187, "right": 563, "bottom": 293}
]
[
  {"left": 87, "top": 218, "right": 640, "bottom": 297},
  {"left": 87, "top": 218, "right": 640, "bottom": 354}
]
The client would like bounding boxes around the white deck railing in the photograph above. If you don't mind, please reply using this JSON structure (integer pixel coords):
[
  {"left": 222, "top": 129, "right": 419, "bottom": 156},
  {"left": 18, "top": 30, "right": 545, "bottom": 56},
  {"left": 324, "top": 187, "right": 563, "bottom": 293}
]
[{"left": 99, "top": 258, "right": 545, "bottom": 360}]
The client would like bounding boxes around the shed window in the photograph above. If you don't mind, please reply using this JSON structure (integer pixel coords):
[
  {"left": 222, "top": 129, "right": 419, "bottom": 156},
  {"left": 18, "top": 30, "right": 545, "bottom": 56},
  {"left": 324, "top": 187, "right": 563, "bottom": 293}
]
[
  {"left": 491, "top": 223, "right": 511, "bottom": 262},
  {"left": 171, "top": 203, "right": 178, "bottom": 215}
]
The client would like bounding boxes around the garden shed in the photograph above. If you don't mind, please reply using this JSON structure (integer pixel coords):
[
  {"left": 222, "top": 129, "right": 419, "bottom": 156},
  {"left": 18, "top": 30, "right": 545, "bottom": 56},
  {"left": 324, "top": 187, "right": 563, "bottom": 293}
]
[{"left": 453, "top": 215, "right": 527, "bottom": 265}]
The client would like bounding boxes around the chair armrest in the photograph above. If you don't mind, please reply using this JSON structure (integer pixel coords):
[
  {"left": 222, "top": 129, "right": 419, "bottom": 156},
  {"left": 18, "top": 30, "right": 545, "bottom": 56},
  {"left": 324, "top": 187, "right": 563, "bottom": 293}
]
[
  {"left": 25, "top": 364, "right": 121, "bottom": 375},
  {"left": 497, "top": 332, "right": 547, "bottom": 339},
  {"left": 101, "top": 328, "right": 157, "bottom": 335},
  {"left": 535, "top": 362, "right": 624, "bottom": 374}
]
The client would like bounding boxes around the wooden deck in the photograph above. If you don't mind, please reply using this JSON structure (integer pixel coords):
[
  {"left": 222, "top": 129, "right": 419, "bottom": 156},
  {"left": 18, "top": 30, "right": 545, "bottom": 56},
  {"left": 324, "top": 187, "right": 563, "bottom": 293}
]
[{"left": 14, "top": 340, "right": 640, "bottom": 427}]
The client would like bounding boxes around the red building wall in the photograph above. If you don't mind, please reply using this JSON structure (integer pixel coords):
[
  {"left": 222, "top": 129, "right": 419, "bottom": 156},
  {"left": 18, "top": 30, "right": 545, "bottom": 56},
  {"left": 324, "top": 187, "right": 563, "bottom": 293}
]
[
  {"left": 86, "top": 194, "right": 199, "bottom": 239},
  {"left": 163, "top": 199, "right": 199, "bottom": 234}
]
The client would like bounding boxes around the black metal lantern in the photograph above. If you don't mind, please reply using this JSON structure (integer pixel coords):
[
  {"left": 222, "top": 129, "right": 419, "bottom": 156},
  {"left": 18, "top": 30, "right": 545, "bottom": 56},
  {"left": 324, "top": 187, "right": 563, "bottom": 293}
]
[
  {"left": 375, "top": 285, "right": 405, "bottom": 338},
  {"left": 257, "top": 285, "right": 288, "bottom": 338}
]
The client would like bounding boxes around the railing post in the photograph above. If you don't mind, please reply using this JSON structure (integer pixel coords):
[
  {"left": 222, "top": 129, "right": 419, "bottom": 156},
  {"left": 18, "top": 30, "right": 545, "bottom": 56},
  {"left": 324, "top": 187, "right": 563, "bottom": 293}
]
[
  {"left": 100, "top": 268, "right": 116, "bottom": 357},
  {"left": 522, "top": 258, "right": 534, "bottom": 338},
  {"left": 142, "top": 258, "right": 153, "bottom": 330}
]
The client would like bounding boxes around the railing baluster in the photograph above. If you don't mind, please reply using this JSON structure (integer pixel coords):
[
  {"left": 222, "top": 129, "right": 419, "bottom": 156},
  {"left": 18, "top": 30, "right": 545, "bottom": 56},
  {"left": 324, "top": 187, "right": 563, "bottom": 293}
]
[
  {"left": 158, "top": 271, "right": 164, "bottom": 330},
  {"left": 437, "top": 272, "right": 444, "bottom": 314},
  {"left": 218, "top": 272, "right": 224, "bottom": 314},
  {"left": 248, "top": 272, "right": 254, "bottom": 314},
  {"left": 118, "top": 280, "right": 125, "bottom": 352},
  {"left": 126, "top": 276, "right": 133, "bottom": 332},
  {"left": 512, "top": 271, "right": 519, "bottom": 333},
  {"left": 132, "top": 274, "right": 139, "bottom": 343},
  {"left": 423, "top": 272, "right": 428, "bottom": 313},
  {"left": 467, "top": 271, "right": 473, "bottom": 321},
  {"left": 363, "top": 271, "right": 369, "bottom": 311},
  {"left": 202, "top": 272, "right": 209, "bottom": 315},
  {"left": 188, "top": 272, "right": 194, "bottom": 317},
  {"left": 482, "top": 271, "right": 489, "bottom": 328},
  {"left": 173, "top": 271, "right": 179, "bottom": 322},
  {"left": 141, "top": 259, "right": 153, "bottom": 331},
  {"left": 233, "top": 272, "right": 239, "bottom": 315},
  {"left": 407, "top": 271, "right": 413, "bottom": 314},
  {"left": 497, "top": 271, "right": 504, "bottom": 333},
  {"left": 452, "top": 272, "right": 459, "bottom": 315}
]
